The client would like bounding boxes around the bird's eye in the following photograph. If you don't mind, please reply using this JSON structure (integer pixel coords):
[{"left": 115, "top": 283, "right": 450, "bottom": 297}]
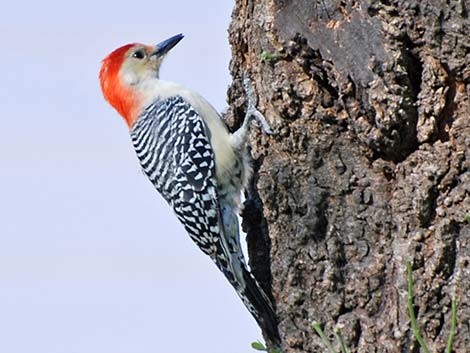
[{"left": 132, "top": 50, "right": 145, "bottom": 59}]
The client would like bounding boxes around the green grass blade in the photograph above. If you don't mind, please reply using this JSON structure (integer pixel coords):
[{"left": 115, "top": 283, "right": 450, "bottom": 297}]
[
  {"left": 333, "top": 327, "right": 351, "bottom": 353},
  {"left": 407, "top": 261, "right": 431, "bottom": 353},
  {"left": 313, "top": 321, "right": 337, "bottom": 353},
  {"left": 445, "top": 297, "right": 457, "bottom": 353}
]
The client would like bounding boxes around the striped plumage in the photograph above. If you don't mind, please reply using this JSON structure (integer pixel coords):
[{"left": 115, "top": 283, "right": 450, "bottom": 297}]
[
  {"left": 99, "top": 34, "right": 280, "bottom": 345},
  {"left": 131, "top": 96, "right": 220, "bottom": 255}
]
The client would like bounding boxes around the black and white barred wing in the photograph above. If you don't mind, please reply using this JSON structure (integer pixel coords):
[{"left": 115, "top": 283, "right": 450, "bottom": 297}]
[
  {"left": 132, "top": 96, "right": 227, "bottom": 260},
  {"left": 169, "top": 98, "right": 225, "bottom": 257}
]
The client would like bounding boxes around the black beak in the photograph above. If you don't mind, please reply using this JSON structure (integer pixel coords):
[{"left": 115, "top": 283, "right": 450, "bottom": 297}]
[{"left": 151, "top": 33, "right": 184, "bottom": 57}]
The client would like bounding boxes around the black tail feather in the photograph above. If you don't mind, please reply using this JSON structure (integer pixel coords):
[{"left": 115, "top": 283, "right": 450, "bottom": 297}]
[
  {"left": 212, "top": 251, "right": 281, "bottom": 345},
  {"left": 241, "top": 267, "right": 281, "bottom": 346}
]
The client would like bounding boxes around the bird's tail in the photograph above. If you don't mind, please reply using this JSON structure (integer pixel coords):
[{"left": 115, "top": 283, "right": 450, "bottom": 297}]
[
  {"left": 240, "top": 265, "right": 281, "bottom": 346},
  {"left": 214, "top": 257, "right": 281, "bottom": 346},
  {"left": 216, "top": 199, "right": 280, "bottom": 345}
]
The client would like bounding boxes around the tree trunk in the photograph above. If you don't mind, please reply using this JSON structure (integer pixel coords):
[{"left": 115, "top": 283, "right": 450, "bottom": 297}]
[{"left": 226, "top": 1, "right": 470, "bottom": 352}]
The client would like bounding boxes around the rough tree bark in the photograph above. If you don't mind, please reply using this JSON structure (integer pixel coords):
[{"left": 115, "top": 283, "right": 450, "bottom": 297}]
[{"left": 225, "top": 1, "right": 470, "bottom": 352}]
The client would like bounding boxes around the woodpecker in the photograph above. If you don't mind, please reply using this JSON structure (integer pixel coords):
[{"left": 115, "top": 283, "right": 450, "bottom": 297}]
[{"left": 99, "top": 34, "right": 280, "bottom": 344}]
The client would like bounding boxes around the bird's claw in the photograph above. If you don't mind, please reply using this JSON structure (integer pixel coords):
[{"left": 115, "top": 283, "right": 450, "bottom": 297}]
[
  {"left": 243, "top": 73, "right": 273, "bottom": 135},
  {"left": 246, "top": 106, "right": 273, "bottom": 135}
]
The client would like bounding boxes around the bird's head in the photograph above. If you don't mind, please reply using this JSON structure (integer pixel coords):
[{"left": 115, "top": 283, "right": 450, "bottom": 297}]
[{"left": 99, "top": 33, "right": 184, "bottom": 127}]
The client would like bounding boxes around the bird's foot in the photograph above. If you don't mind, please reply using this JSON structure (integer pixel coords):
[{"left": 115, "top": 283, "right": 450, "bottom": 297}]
[{"left": 243, "top": 74, "right": 273, "bottom": 135}]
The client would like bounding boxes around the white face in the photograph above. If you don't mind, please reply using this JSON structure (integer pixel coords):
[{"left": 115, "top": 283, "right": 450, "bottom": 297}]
[{"left": 119, "top": 45, "right": 162, "bottom": 86}]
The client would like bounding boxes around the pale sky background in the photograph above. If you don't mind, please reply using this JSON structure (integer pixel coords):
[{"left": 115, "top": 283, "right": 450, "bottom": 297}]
[{"left": 0, "top": 1, "right": 263, "bottom": 352}]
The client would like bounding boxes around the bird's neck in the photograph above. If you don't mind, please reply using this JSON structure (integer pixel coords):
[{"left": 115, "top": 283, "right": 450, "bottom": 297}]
[
  {"left": 102, "top": 77, "right": 143, "bottom": 128},
  {"left": 138, "top": 79, "right": 186, "bottom": 102},
  {"left": 117, "top": 92, "right": 142, "bottom": 128}
]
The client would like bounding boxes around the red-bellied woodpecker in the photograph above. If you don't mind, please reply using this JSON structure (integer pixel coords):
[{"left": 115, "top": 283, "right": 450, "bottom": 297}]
[{"left": 99, "top": 34, "right": 280, "bottom": 344}]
